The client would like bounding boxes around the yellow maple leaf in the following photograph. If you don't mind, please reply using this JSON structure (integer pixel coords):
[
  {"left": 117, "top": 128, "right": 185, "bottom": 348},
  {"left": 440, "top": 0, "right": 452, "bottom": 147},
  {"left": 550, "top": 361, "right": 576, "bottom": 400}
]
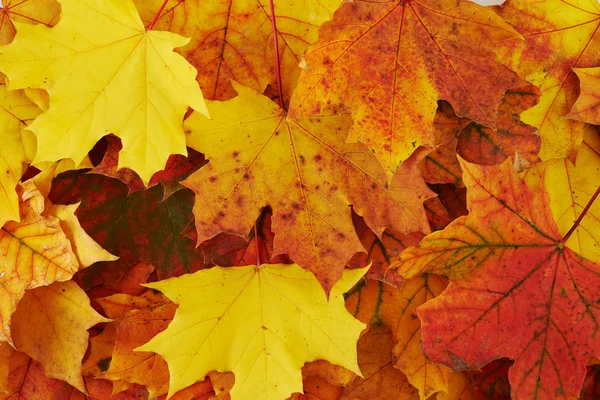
[
  {"left": 0, "top": 0, "right": 209, "bottom": 184},
  {"left": 0, "top": 84, "right": 41, "bottom": 228},
  {"left": 137, "top": 263, "right": 368, "bottom": 400},
  {"left": 524, "top": 128, "right": 600, "bottom": 265},
  {"left": 10, "top": 281, "right": 109, "bottom": 392}
]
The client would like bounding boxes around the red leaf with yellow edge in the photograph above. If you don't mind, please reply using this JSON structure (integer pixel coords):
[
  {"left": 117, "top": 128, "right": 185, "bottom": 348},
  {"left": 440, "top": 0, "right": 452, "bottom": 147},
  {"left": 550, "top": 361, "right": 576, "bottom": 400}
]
[
  {"left": 493, "top": 0, "right": 600, "bottom": 162},
  {"left": 0, "top": 0, "right": 60, "bottom": 45},
  {"left": 10, "top": 281, "right": 109, "bottom": 392},
  {"left": 95, "top": 291, "right": 175, "bottom": 398},
  {"left": 339, "top": 327, "right": 419, "bottom": 400},
  {"left": 345, "top": 277, "right": 452, "bottom": 399},
  {"left": 567, "top": 68, "right": 600, "bottom": 125},
  {"left": 291, "top": 0, "right": 524, "bottom": 178},
  {"left": 393, "top": 158, "right": 600, "bottom": 399},
  {"left": 133, "top": 0, "right": 341, "bottom": 101},
  {"left": 438, "top": 359, "right": 512, "bottom": 400},
  {"left": 457, "top": 86, "right": 541, "bottom": 166},
  {"left": 0, "top": 181, "right": 79, "bottom": 343},
  {"left": 183, "top": 82, "right": 433, "bottom": 292},
  {"left": 420, "top": 102, "right": 470, "bottom": 187}
]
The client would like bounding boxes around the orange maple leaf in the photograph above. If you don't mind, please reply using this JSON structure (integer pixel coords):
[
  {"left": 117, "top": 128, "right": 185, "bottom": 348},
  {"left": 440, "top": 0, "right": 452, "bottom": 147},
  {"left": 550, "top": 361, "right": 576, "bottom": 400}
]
[{"left": 292, "top": 0, "right": 524, "bottom": 178}]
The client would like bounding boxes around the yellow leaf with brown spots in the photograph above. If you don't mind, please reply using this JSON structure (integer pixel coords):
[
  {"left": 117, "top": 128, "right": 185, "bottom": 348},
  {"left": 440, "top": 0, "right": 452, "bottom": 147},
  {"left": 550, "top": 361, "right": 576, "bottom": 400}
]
[{"left": 183, "top": 82, "right": 433, "bottom": 292}]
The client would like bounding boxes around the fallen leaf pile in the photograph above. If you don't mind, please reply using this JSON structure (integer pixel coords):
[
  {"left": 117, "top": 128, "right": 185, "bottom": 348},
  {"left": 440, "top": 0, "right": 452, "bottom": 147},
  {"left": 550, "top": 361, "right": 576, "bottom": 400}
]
[{"left": 0, "top": 0, "right": 598, "bottom": 399}]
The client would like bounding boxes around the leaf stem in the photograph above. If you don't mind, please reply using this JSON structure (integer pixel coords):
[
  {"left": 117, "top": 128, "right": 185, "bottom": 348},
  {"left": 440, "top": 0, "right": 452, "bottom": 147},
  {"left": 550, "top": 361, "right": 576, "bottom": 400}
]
[
  {"left": 562, "top": 185, "right": 600, "bottom": 242},
  {"left": 254, "top": 223, "right": 261, "bottom": 265},
  {"left": 268, "top": 0, "right": 285, "bottom": 110},
  {"left": 147, "top": 0, "right": 169, "bottom": 31}
]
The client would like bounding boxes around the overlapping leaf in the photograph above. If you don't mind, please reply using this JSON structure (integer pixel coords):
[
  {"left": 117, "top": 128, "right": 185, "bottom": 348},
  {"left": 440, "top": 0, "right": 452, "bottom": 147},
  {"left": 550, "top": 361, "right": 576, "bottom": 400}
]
[
  {"left": 457, "top": 86, "right": 541, "bottom": 166},
  {"left": 524, "top": 130, "right": 600, "bottom": 264},
  {"left": 49, "top": 173, "right": 204, "bottom": 288},
  {"left": 393, "top": 158, "right": 600, "bottom": 399},
  {"left": 134, "top": 0, "right": 341, "bottom": 100},
  {"left": 0, "top": 181, "right": 79, "bottom": 343},
  {"left": 494, "top": 0, "right": 600, "bottom": 161},
  {"left": 567, "top": 68, "right": 600, "bottom": 125},
  {"left": 292, "top": 0, "right": 523, "bottom": 177},
  {"left": 0, "top": 84, "right": 41, "bottom": 228},
  {"left": 95, "top": 291, "right": 175, "bottom": 397},
  {"left": 138, "top": 264, "right": 368, "bottom": 399},
  {"left": 183, "top": 82, "right": 433, "bottom": 292},
  {"left": 339, "top": 327, "right": 419, "bottom": 400},
  {"left": 0, "top": 0, "right": 208, "bottom": 183},
  {"left": 11, "top": 281, "right": 108, "bottom": 391},
  {"left": 0, "top": 0, "right": 60, "bottom": 44},
  {"left": 345, "top": 277, "right": 451, "bottom": 398}
]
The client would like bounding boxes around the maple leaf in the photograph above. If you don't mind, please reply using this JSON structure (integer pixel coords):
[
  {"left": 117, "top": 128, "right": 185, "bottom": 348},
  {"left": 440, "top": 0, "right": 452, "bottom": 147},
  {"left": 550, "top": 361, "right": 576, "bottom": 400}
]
[
  {"left": 134, "top": 0, "right": 342, "bottom": 101},
  {"left": 290, "top": 376, "right": 344, "bottom": 400},
  {"left": 567, "top": 68, "right": 600, "bottom": 125},
  {"left": 524, "top": 130, "right": 600, "bottom": 264},
  {"left": 493, "top": 0, "right": 600, "bottom": 162},
  {"left": 339, "top": 326, "right": 419, "bottom": 400},
  {"left": 438, "top": 359, "right": 512, "bottom": 400},
  {"left": 0, "top": 0, "right": 60, "bottom": 45},
  {"left": 345, "top": 277, "right": 452, "bottom": 398},
  {"left": 582, "top": 364, "right": 600, "bottom": 400},
  {"left": 137, "top": 263, "right": 368, "bottom": 399},
  {"left": 200, "top": 210, "right": 292, "bottom": 268},
  {"left": 0, "top": 351, "right": 78, "bottom": 400},
  {"left": 10, "top": 281, "right": 109, "bottom": 391},
  {"left": 0, "top": 84, "right": 41, "bottom": 228},
  {"left": 90, "top": 135, "right": 207, "bottom": 197},
  {"left": 49, "top": 172, "right": 204, "bottom": 287},
  {"left": 0, "top": 181, "right": 80, "bottom": 344},
  {"left": 457, "top": 86, "right": 541, "bottom": 166},
  {"left": 183, "top": 82, "right": 433, "bottom": 292},
  {"left": 0, "top": 343, "right": 11, "bottom": 393},
  {"left": 347, "top": 214, "right": 423, "bottom": 288},
  {"left": 291, "top": 0, "right": 524, "bottom": 178},
  {"left": 420, "top": 101, "right": 470, "bottom": 186},
  {"left": 0, "top": 0, "right": 209, "bottom": 184},
  {"left": 392, "top": 158, "right": 600, "bottom": 399},
  {"left": 95, "top": 291, "right": 176, "bottom": 397}
]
